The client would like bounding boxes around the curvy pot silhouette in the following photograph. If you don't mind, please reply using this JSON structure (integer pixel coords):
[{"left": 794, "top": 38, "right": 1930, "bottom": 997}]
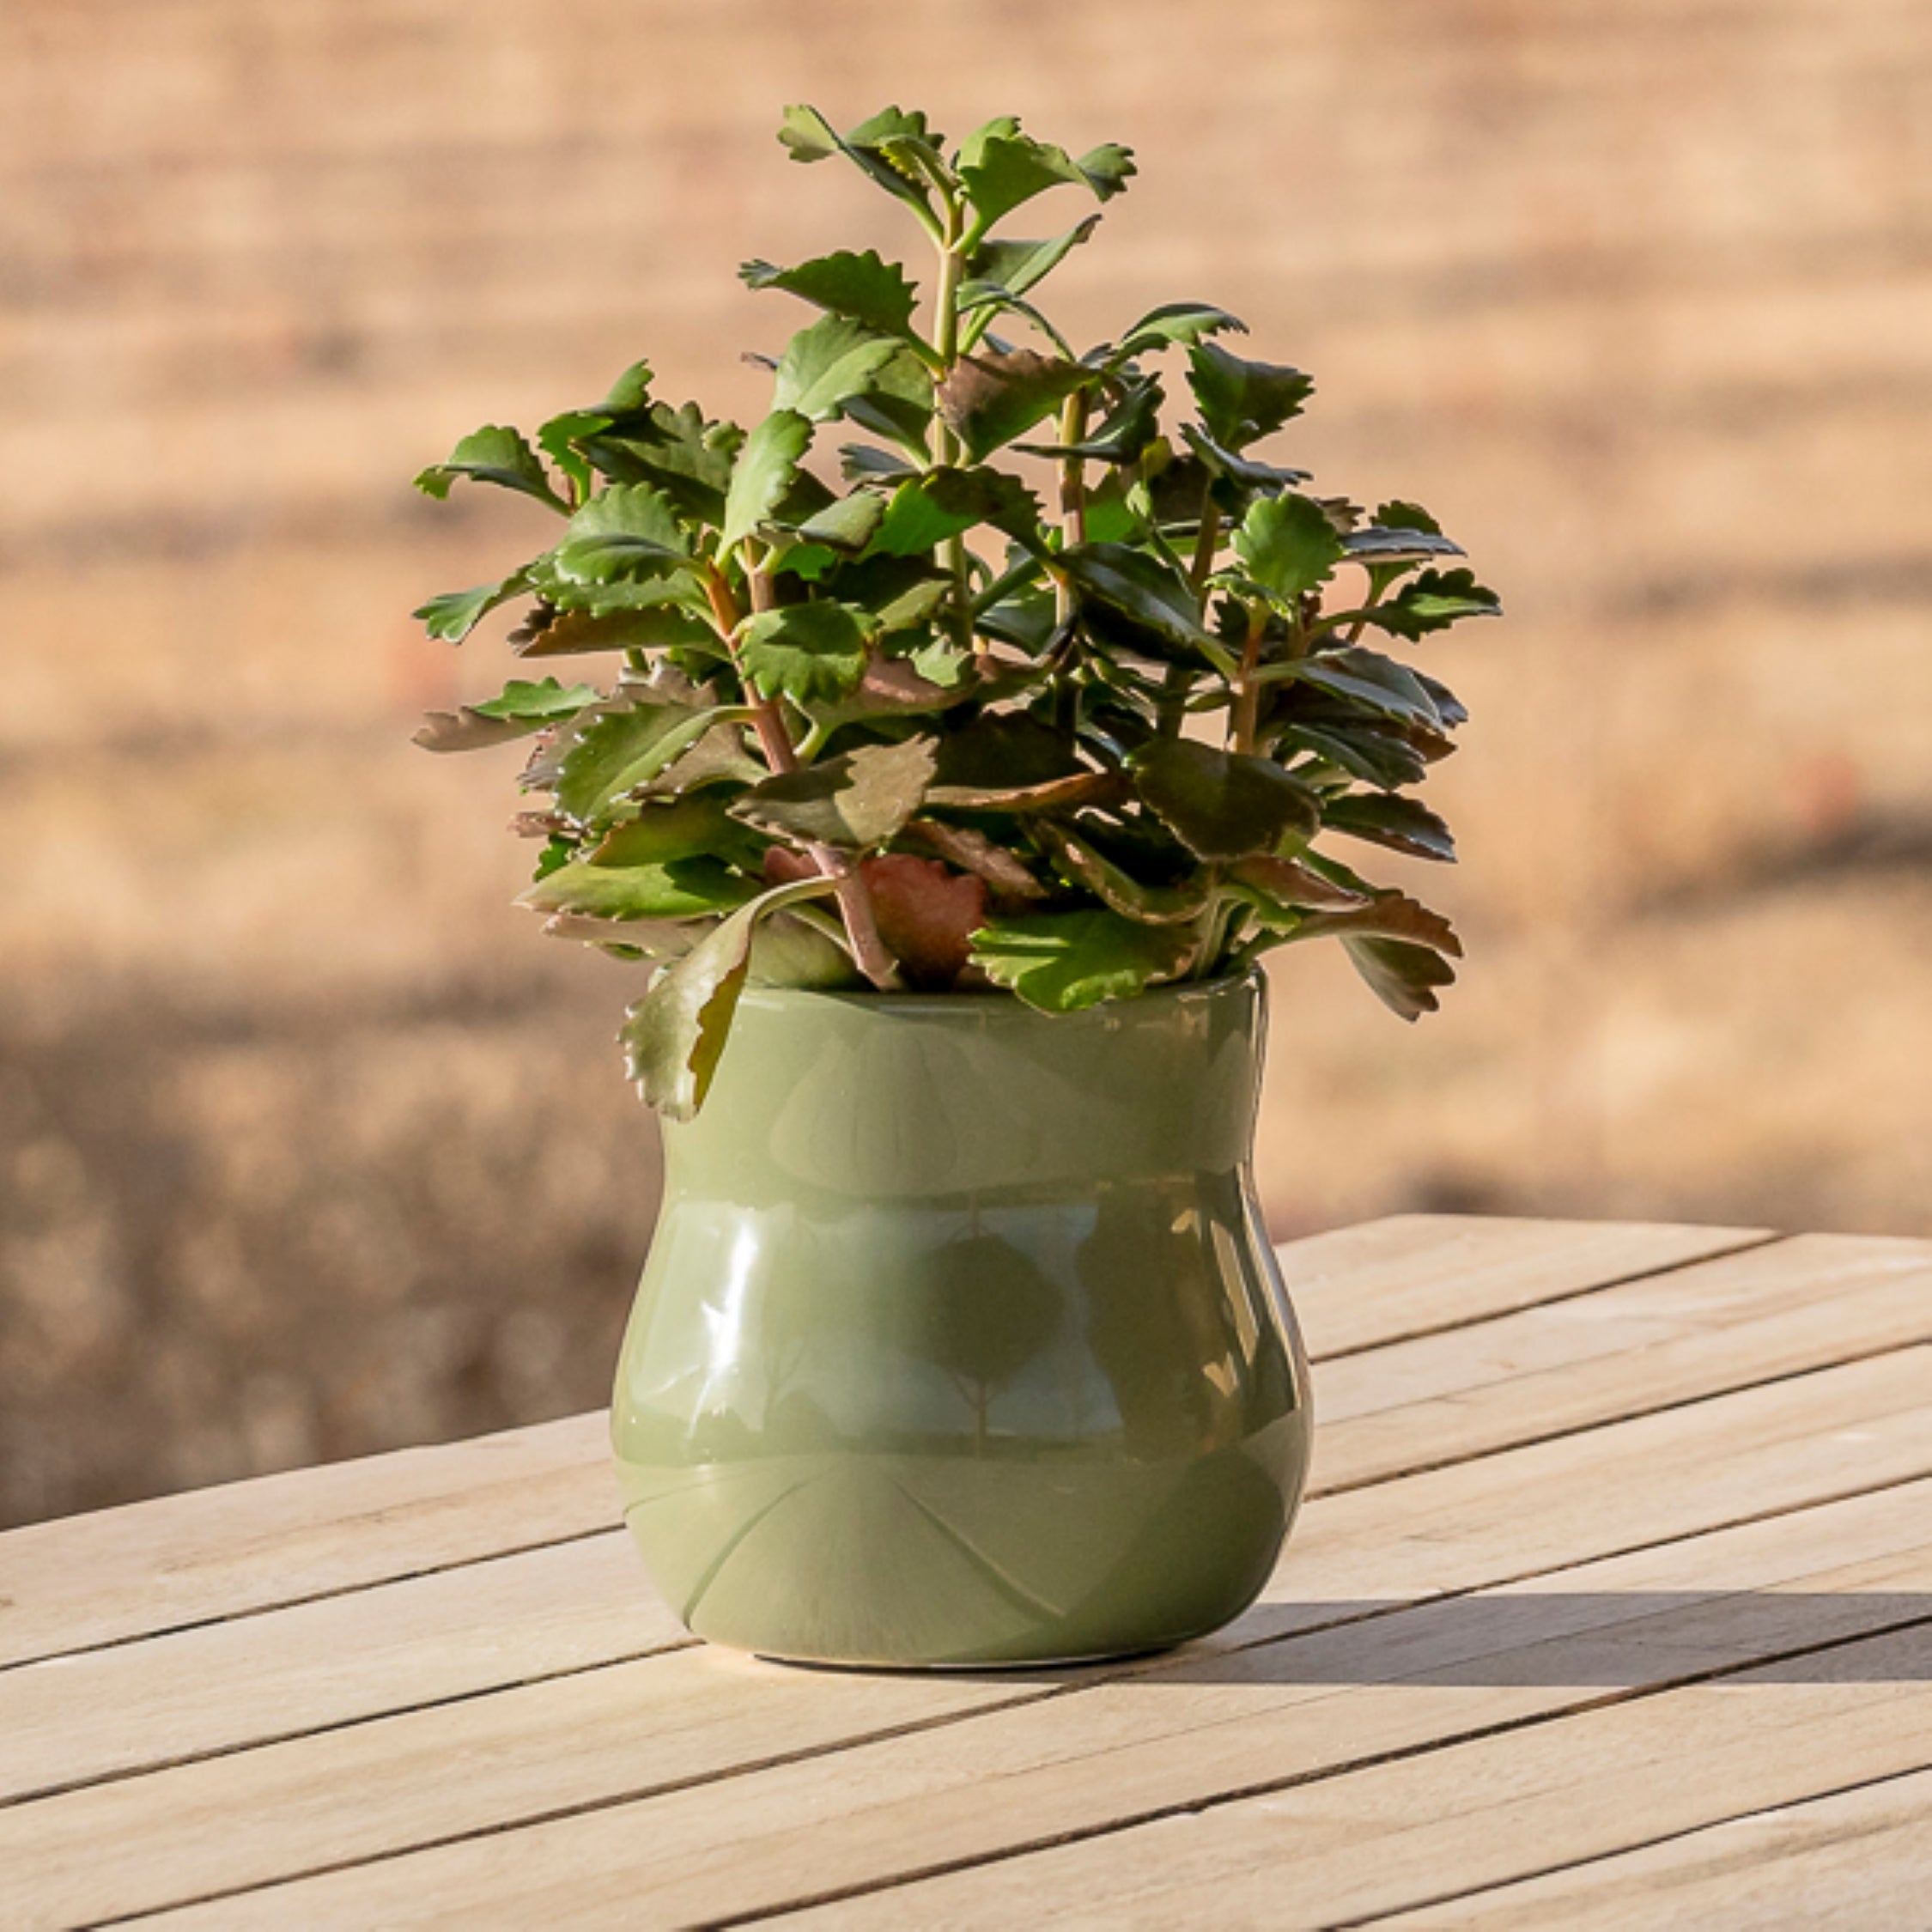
[{"left": 612, "top": 973, "right": 1312, "bottom": 1667}]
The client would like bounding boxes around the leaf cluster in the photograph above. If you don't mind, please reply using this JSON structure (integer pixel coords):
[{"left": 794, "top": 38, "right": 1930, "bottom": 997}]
[{"left": 411, "top": 105, "right": 1499, "bottom": 1117}]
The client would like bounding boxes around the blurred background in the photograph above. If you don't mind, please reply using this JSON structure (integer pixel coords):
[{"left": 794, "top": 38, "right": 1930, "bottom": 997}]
[{"left": 3, "top": 0, "right": 1929, "bottom": 1528}]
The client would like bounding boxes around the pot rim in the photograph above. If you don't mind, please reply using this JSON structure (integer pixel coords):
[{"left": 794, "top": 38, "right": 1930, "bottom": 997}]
[{"left": 734, "top": 967, "right": 1264, "bottom": 1020}]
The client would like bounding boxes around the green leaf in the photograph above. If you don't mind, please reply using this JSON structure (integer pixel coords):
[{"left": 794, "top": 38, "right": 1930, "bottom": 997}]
[
  {"left": 510, "top": 602, "right": 719, "bottom": 659},
  {"left": 927, "top": 770, "right": 1116, "bottom": 814},
  {"left": 470, "top": 676, "right": 602, "bottom": 721},
  {"left": 1375, "top": 500, "right": 1443, "bottom": 535},
  {"left": 1227, "top": 852, "right": 1373, "bottom": 912},
  {"left": 729, "top": 737, "right": 938, "bottom": 849},
  {"left": 1295, "top": 647, "right": 1443, "bottom": 728},
  {"left": 1261, "top": 890, "right": 1462, "bottom": 957},
  {"left": 537, "top": 361, "right": 654, "bottom": 498},
  {"left": 963, "top": 218, "right": 1099, "bottom": 307},
  {"left": 776, "top": 102, "right": 844, "bottom": 163},
  {"left": 1187, "top": 343, "right": 1314, "bottom": 450},
  {"left": 538, "top": 911, "right": 696, "bottom": 963},
  {"left": 552, "top": 484, "right": 690, "bottom": 586},
  {"left": 840, "top": 444, "right": 917, "bottom": 483},
  {"left": 1356, "top": 568, "right": 1503, "bottom": 640},
  {"left": 1276, "top": 719, "right": 1429, "bottom": 791},
  {"left": 414, "top": 569, "right": 530, "bottom": 643},
  {"left": 975, "top": 579, "right": 1058, "bottom": 653},
  {"left": 933, "top": 712, "right": 1085, "bottom": 793},
  {"left": 1114, "top": 302, "right": 1247, "bottom": 358},
  {"left": 747, "top": 907, "right": 862, "bottom": 989},
  {"left": 800, "top": 656, "right": 976, "bottom": 734},
  {"left": 907, "top": 819, "right": 1048, "bottom": 900},
  {"left": 414, "top": 425, "right": 567, "bottom": 513},
  {"left": 720, "top": 410, "right": 813, "bottom": 556},
  {"left": 1343, "top": 936, "right": 1458, "bottom": 1021},
  {"left": 1321, "top": 792, "right": 1457, "bottom": 862},
  {"left": 776, "top": 105, "right": 945, "bottom": 232},
  {"left": 1181, "top": 423, "right": 1312, "bottom": 491},
  {"left": 738, "top": 600, "right": 869, "bottom": 704},
  {"left": 1234, "top": 493, "right": 1346, "bottom": 601},
  {"left": 837, "top": 347, "right": 935, "bottom": 450},
  {"left": 1417, "top": 670, "right": 1468, "bottom": 728},
  {"left": 773, "top": 315, "right": 905, "bottom": 422},
  {"left": 1343, "top": 524, "right": 1466, "bottom": 567},
  {"left": 413, "top": 701, "right": 565, "bottom": 755},
  {"left": 781, "top": 488, "right": 889, "bottom": 561},
  {"left": 937, "top": 349, "right": 1095, "bottom": 462},
  {"left": 587, "top": 793, "right": 763, "bottom": 869},
  {"left": 969, "top": 908, "right": 1190, "bottom": 1014},
  {"left": 1017, "top": 376, "right": 1162, "bottom": 465},
  {"left": 1035, "top": 823, "right": 1210, "bottom": 924},
  {"left": 621, "top": 874, "right": 839, "bottom": 1121},
  {"left": 574, "top": 400, "right": 744, "bottom": 526},
  {"left": 550, "top": 701, "right": 726, "bottom": 825},
  {"left": 1129, "top": 738, "right": 1321, "bottom": 861},
  {"left": 1060, "top": 544, "right": 1217, "bottom": 654},
  {"left": 639, "top": 721, "right": 764, "bottom": 798},
  {"left": 741, "top": 251, "right": 921, "bottom": 344},
  {"left": 956, "top": 120, "right": 1135, "bottom": 232},
  {"left": 1073, "top": 143, "right": 1137, "bottom": 200},
  {"left": 867, "top": 465, "right": 1048, "bottom": 559},
  {"left": 519, "top": 854, "right": 756, "bottom": 922}
]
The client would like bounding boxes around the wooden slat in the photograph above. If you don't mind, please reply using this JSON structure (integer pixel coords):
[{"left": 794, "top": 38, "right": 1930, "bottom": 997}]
[
  {"left": 0, "top": 1537, "right": 685, "bottom": 1806},
  {"left": 0, "top": 1225, "right": 1831, "bottom": 1809},
  {"left": 765, "top": 1623, "right": 1932, "bottom": 1929},
  {"left": 0, "top": 1411, "right": 613, "bottom": 1671},
  {"left": 1376, "top": 1765, "right": 1932, "bottom": 1929},
  {"left": 0, "top": 1217, "right": 1752, "bottom": 1671},
  {"left": 1280, "top": 1215, "right": 1767, "bottom": 1358},
  {"left": 138, "top": 1473, "right": 1932, "bottom": 1930},
  {"left": 14, "top": 1347, "right": 1932, "bottom": 1929},
  {"left": 1315, "top": 1231, "right": 1932, "bottom": 1490}
]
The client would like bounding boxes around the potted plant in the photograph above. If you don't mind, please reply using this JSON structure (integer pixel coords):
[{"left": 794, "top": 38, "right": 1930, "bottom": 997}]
[{"left": 412, "top": 105, "right": 1497, "bottom": 1668}]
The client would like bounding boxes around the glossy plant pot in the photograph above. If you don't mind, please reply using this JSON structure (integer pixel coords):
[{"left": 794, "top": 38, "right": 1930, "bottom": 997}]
[{"left": 611, "top": 970, "right": 1312, "bottom": 1668}]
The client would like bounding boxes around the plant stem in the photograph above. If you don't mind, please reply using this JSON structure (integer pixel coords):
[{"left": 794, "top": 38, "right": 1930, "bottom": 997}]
[
  {"left": 702, "top": 566, "right": 797, "bottom": 775},
  {"left": 1230, "top": 603, "right": 1268, "bottom": 755},
  {"left": 703, "top": 560, "right": 901, "bottom": 988},
  {"left": 1188, "top": 501, "right": 1221, "bottom": 593},
  {"left": 930, "top": 216, "right": 979, "bottom": 653},
  {"left": 1053, "top": 388, "right": 1091, "bottom": 634}
]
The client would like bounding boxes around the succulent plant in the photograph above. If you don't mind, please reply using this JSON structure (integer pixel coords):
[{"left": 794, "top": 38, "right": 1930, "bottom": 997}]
[{"left": 413, "top": 104, "right": 1498, "bottom": 1118}]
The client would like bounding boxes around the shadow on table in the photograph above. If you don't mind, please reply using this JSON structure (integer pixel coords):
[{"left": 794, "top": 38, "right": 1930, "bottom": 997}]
[{"left": 1125, "top": 1594, "right": 1932, "bottom": 1686}]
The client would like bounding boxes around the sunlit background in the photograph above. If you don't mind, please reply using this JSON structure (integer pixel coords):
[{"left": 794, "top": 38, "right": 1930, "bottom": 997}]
[{"left": 4, "top": 0, "right": 1929, "bottom": 1528}]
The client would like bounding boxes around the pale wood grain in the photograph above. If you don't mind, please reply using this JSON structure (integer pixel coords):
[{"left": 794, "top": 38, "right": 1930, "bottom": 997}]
[
  {"left": 1314, "top": 1230, "right": 1932, "bottom": 1490},
  {"left": 0, "top": 1410, "right": 614, "bottom": 1671},
  {"left": 1375, "top": 1765, "right": 1932, "bottom": 1929},
  {"left": 142, "top": 1476, "right": 1932, "bottom": 1930},
  {"left": 765, "top": 1628, "right": 1932, "bottom": 1931},
  {"left": 0, "top": 1217, "right": 1747, "bottom": 1671},
  {"left": 0, "top": 1535, "right": 684, "bottom": 1805},
  {"left": 1279, "top": 1215, "right": 1767, "bottom": 1358},
  {"left": 16, "top": 1348, "right": 1932, "bottom": 1929}
]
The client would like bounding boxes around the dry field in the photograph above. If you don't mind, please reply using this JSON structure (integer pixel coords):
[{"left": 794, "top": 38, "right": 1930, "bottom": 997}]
[{"left": 3, "top": 0, "right": 1929, "bottom": 1525}]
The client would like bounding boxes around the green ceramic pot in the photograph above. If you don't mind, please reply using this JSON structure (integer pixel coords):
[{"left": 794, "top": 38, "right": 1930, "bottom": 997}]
[{"left": 611, "top": 969, "right": 1311, "bottom": 1668}]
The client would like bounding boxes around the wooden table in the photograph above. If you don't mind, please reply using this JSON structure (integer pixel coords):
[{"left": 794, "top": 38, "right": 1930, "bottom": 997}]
[{"left": 6, "top": 1214, "right": 1932, "bottom": 1929}]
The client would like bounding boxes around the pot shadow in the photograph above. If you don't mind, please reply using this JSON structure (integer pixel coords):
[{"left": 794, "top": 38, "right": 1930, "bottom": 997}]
[{"left": 1097, "top": 1593, "right": 1932, "bottom": 1687}]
